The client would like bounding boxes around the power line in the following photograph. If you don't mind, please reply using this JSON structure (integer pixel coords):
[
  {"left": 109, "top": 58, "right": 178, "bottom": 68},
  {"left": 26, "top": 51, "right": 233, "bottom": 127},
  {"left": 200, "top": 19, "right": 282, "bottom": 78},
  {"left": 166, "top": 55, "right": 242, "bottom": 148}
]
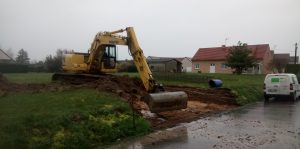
[{"left": 295, "top": 42, "right": 298, "bottom": 64}]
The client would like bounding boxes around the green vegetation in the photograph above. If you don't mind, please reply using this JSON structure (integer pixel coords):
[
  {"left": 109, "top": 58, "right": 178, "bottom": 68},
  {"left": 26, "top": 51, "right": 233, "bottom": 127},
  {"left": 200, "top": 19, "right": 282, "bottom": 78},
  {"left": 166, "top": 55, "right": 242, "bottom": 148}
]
[
  {"left": 286, "top": 64, "right": 300, "bottom": 75},
  {"left": 3, "top": 73, "right": 53, "bottom": 83},
  {"left": 160, "top": 73, "right": 265, "bottom": 105},
  {"left": 0, "top": 72, "right": 264, "bottom": 148},
  {"left": 0, "top": 63, "right": 29, "bottom": 73},
  {"left": 226, "top": 42, "right": 257, "bottom": 74},
  {"left": 118, "top": 72, "right": 265, "bottom": 105},
  {"left": 208, "top": 74, "right": 265, "bottom": 105},
  {"left": 3, "top": 72, "right": 265, "bottom": 105},
  {"left": 0, "top": 89, "right": 150, "bottom": 149}
]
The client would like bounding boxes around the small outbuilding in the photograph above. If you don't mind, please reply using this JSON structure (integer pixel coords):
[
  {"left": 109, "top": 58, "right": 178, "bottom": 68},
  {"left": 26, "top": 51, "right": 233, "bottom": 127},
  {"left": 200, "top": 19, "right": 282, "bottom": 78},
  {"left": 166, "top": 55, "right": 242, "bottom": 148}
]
[{"left": 147, "top": 57, "right": 182, "bottom": 72}]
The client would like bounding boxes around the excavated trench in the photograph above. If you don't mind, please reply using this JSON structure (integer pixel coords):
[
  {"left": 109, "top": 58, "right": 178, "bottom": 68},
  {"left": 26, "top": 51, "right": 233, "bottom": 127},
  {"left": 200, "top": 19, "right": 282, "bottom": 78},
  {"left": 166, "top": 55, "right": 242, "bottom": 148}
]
[{"left": 0, "top": 74, "right": 239, "bottom": 129}]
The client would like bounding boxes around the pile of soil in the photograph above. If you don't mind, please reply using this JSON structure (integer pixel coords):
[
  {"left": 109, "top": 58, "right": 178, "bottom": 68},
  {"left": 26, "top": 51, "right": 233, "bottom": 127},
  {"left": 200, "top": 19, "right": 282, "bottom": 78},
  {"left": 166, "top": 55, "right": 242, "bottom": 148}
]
[
  {"left": 165, "top": 86, "right": 237, "bottom": 105},
  {"left": 89, "top": 75, "right": 149, "bottom": 111},
  {"left": 148, "top": 86, "right": 238, "bottom": 129},
  {"left": 0, "top": 73, "right": 9, "bottom": 86},
  {"left": 0, "top": 74, "right": 239, "bottom": 129}
]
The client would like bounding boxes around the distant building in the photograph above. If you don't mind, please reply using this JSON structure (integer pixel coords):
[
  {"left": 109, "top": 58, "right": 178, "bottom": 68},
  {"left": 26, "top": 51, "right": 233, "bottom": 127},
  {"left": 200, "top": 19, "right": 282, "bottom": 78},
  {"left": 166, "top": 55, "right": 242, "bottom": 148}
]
[
  {"left": 117, "top": 59, "right": 136, "bottom": 72},
  {"left": 191, "top": 44, "right": 273, "bottom": 74},
  {"left": 147, "top": 56, "right": 192, "bottom": 72},
  {"left": 0, "top": 49, "right": 14, "bottom": 63},
  {"left": 273, "top": 54, "right": 290, "bottom": 73},
  {"left": 147, "top": 56, "right": 183, "bottom": 72}
]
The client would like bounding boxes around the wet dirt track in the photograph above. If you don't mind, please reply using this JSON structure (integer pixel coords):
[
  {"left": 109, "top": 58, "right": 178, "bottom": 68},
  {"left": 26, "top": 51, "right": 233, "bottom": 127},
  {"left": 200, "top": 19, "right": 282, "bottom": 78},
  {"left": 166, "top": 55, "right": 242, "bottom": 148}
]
[{"left": 112, "top": 100, "right": 300, "bottom": 149}]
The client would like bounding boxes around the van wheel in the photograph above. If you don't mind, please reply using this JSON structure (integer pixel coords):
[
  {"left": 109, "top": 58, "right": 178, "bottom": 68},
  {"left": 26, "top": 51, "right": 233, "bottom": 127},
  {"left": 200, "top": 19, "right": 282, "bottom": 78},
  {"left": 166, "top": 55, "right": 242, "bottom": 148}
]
[
  {"left": 264, "top": 95, "right": 269, "bottom": 102},
  {"left": 290, "top": 93, "right": 296, "bottom": 101}
]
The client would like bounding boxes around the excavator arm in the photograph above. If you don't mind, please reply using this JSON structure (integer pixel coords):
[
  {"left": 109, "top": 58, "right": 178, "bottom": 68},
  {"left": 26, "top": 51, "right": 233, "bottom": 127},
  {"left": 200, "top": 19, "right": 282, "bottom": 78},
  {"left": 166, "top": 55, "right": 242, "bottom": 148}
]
[
  {"left": 86, "top": 27, "right": 158, "bottom": 92},
  {"left": 126, "top": 27, "right": 158, "bottom": 92}
]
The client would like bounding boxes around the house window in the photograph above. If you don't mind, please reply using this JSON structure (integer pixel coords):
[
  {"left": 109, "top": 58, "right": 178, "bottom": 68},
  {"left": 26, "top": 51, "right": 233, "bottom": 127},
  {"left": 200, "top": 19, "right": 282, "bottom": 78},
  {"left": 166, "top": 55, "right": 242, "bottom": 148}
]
[
  {"left": 195, "top": 64, "right": 200, "bottom": 69},
  {"left": 221, "top": 63, "right": 227, "bottom": 69}
]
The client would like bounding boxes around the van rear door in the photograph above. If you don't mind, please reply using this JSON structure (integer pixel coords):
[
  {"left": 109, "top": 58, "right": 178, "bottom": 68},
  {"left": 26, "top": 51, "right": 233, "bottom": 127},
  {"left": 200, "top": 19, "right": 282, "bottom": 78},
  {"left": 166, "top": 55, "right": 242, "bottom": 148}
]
[{"left": 265, "top": 75, "right": 290, "bottom": 95}]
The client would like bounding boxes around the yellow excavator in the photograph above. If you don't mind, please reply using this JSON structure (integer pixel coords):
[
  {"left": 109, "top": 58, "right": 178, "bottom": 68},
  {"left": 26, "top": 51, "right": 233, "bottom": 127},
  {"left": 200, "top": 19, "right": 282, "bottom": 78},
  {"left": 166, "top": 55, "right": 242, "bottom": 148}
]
[{"left": 52, "top": 27, "right": 187, "bottom": 112}]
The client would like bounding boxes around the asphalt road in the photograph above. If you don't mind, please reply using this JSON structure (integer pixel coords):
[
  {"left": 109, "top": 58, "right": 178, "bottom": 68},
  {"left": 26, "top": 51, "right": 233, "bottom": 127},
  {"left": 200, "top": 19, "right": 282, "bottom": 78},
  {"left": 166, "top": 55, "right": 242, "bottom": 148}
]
[{"left": 112, "top": 99, "right": 300, "bottom": 149}]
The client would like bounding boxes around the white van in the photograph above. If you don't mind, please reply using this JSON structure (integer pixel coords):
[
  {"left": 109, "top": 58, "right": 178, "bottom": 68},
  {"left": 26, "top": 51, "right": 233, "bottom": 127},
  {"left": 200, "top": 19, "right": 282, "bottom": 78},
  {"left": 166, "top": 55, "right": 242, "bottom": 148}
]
[{"left": 264, "top": 73, "right": 299, "bottom": 101}]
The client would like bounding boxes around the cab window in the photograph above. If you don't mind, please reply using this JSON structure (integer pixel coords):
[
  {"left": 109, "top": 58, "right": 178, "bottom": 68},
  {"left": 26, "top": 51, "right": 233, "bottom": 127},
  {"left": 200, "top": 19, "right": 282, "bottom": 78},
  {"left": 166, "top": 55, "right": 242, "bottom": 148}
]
[{"left": 103, "top": 45, "right": 116, "bottom": 69}]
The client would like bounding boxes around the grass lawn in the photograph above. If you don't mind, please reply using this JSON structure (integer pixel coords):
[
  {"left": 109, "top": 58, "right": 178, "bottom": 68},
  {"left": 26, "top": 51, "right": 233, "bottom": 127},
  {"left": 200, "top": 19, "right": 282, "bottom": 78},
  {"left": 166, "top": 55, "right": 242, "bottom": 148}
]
[
  {"left": 119, "top": 72, "right": 265, "bottom": 105},
  {"left": 207, "top": 73, "right": 265, "bottom": 105},
  {"left": 0, "top": 72, "right": 265, "bottom": 148},
  {"left": 0, "top": 89, "right": 150, "bottom": 149},
  {"left": 3, "top": 72, "right": 266, "bottom": 105},
  {"left": 3, "top": 72, "right": 53, "bottom": 83}
]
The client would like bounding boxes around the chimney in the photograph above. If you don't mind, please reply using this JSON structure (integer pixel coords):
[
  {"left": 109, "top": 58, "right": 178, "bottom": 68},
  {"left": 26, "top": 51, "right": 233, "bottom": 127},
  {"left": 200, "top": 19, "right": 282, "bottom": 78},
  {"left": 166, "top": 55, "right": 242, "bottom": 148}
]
[{"left": 222, "top": 45, "right": 226, "bottom": 47}]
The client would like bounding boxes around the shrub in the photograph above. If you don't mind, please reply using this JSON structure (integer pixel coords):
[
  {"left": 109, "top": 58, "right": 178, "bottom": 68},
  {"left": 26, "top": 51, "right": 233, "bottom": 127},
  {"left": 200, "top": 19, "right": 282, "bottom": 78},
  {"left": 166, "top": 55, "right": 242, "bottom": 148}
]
[{"left": 0, "top": 63, "right": 28, "bottom": 73}]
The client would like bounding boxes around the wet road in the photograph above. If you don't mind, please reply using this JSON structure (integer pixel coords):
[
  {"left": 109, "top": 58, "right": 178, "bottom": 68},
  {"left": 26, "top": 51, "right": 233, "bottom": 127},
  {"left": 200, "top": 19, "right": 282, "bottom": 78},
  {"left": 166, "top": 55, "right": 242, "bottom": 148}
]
[{"left": 112, "top": 100, "right": 300, "bottom": 149}]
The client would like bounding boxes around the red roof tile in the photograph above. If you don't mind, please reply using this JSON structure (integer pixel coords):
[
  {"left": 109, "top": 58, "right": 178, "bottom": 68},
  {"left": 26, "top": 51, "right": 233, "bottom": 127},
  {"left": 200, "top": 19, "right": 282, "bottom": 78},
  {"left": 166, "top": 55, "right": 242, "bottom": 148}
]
[{"left": 192, "top": 44, "right": 270, "bottom": 61}]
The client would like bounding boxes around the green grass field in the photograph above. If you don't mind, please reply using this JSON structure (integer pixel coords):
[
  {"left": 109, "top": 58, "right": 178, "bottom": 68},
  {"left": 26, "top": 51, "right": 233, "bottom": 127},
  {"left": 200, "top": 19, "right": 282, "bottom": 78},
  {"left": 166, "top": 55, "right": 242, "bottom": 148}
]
[
  {"left": 3, "top": 73, "right": 53, "bottom": 83},
  {"left": 0, "top": 72, "right": 264, "bottom": 148},
  {"left": 3, "top": 72, "right": 265, "bottom": 104},
  {"left": 0, "top": 88, "right": 150, "bottom": 149},
  {"left": 119, "top": 72, "right": 265, "bottom": 105}
]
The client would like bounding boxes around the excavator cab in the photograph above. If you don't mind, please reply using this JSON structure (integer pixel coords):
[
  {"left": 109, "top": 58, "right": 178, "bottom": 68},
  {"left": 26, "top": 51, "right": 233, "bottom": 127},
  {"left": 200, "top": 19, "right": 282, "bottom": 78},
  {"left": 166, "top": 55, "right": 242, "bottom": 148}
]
[
  {"left": 100, "top": 45, "right": 117, "bottom": 73},
  {"left": 102, "top": 45, "right": 116, "bottom": 69}
]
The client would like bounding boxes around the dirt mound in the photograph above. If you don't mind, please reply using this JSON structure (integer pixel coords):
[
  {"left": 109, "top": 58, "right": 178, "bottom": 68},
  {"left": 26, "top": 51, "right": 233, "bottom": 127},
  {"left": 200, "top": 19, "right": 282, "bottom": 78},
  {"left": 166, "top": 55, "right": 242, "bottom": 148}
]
[
  {"left": 93, "top": 75, "right": 149, "bottom": 111},
  {"left": 0, "top": 74, "right": 11, "bottom": 92},
  {"left": 0, "top": 74, "right": 9, "bottom": 84},
  {"left": 165, "top": 85, "right": 238, "bottom": 105},
  {"left": 57, "top": 75, "right": 150, "bottom": 111},
  {"left": 78, "top": 76, "right": 239, "bottom": 129}
]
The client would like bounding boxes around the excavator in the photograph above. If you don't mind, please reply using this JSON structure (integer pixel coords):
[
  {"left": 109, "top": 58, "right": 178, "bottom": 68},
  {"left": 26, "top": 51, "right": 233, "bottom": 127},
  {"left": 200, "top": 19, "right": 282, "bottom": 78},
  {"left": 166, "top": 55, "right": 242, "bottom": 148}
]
[{"left": 52, "top": 27, "right": 187, "bottom": 113}]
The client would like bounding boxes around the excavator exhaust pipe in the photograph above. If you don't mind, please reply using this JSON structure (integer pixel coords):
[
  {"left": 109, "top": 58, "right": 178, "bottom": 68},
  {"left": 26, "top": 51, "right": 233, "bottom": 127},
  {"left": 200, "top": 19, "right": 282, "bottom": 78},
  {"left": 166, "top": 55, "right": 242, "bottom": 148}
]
[{"left": 145, "top": 91, "right": 188, "bottom": 113}]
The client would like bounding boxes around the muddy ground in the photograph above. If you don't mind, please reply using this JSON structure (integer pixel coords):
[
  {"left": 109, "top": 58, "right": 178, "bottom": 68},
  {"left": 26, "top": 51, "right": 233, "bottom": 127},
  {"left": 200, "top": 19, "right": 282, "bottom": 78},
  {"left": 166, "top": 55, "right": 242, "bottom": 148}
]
[{"left": 0, "top": 74, "right": 238, "bottom": 129}]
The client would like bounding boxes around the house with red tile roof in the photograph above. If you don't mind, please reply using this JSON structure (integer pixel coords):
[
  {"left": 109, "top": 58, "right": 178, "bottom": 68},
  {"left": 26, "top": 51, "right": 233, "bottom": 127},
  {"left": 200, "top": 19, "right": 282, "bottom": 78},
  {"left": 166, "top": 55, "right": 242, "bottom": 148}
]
[{"left": 191, "top": 44, "right": 273, "bottom": 74}]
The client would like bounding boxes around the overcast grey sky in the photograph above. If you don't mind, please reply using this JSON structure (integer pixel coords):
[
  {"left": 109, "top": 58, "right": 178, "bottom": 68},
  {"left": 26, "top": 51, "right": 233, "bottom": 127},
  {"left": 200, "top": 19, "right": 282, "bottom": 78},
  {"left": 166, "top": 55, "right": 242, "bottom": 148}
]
[{"left": 0, "top": 0, "right": 300, "bottom": 61}]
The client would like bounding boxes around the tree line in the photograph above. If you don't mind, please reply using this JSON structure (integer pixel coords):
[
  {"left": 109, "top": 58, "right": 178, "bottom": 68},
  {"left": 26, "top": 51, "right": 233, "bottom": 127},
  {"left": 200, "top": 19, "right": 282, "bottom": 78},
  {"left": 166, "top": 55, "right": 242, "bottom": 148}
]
[
  {"left": 2, "top": 42, "right": 273, "bottom": 74},
  {"left": 1, "top": 48, "right": 72, "bottom": 72}
]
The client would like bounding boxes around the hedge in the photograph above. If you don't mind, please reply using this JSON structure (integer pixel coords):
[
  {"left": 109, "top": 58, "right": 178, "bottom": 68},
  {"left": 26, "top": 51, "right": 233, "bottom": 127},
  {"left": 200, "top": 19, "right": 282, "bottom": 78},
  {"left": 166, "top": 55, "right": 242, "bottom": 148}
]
[
  {"left": 285, "top": 64, "right": 300, "bottom": 75},
  {"left": 0, "top": 63, "right": 29, "bottom": 73}
]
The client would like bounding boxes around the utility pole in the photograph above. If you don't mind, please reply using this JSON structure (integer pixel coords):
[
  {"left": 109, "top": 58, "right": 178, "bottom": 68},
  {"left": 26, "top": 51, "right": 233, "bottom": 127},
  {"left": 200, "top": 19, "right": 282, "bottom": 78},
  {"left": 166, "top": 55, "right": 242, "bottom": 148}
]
[
  {"left": 295, "top": 42, "right": 298, "bottom": 64},
  {"left": 224, "top": 38, "right": 229, "bottom": 46}
]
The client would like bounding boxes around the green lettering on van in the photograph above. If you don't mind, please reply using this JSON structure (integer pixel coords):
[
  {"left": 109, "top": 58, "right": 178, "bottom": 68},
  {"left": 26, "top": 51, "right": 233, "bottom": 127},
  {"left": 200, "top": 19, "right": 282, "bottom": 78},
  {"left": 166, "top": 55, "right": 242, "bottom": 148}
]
[{"left": 271, "top": 78, "right": 279, "bottom": 83}]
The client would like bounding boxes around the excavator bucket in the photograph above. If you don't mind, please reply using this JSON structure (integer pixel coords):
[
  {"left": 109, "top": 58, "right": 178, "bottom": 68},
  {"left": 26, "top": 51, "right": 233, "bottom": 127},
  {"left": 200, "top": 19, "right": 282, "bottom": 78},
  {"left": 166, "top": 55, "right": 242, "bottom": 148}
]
[{"left": 145, "top": 91, "right": 188, "bottom": 113}]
